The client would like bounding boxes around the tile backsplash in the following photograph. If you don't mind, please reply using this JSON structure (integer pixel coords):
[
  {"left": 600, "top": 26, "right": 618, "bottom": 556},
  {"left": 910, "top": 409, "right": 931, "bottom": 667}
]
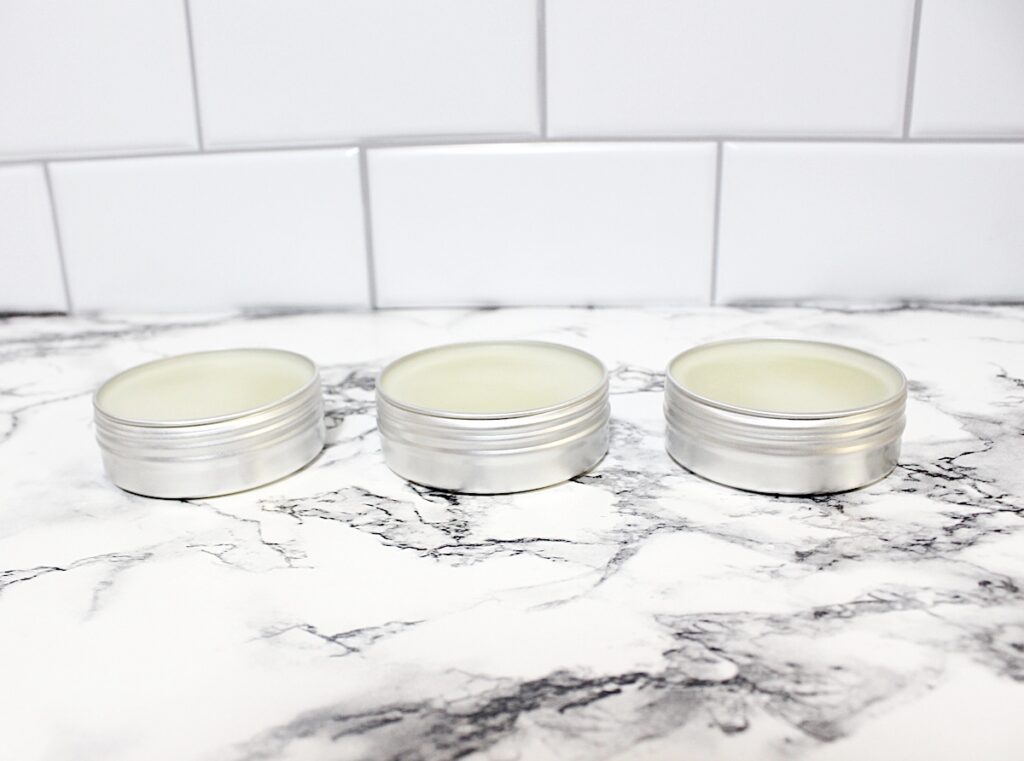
[
  {"left": 910, "top": 0, "right": 1024, "bottom": 137},
  {"left": 1, "top": 0, "right": 1022, "bottom": 312},
  {"left": 0, "top": 0, "right": 198, "bottom": 161},
  {"left": 0, "top": 164, "right": 66, "bottom": 312},
  {"left": 189, "top": 0, "right": 539, "bottom": 149},
  {"left": 717, "top": 143, "right": 1024, "bottom": 303},
  {"left": 370, "top": 143, "right": 716, "bottom": 307},
  {"left": 546, "top": 0, "right": 916, "bottom": 137},
  {"left": 51, "top": 149, "right": 367, "bottom": 312}
]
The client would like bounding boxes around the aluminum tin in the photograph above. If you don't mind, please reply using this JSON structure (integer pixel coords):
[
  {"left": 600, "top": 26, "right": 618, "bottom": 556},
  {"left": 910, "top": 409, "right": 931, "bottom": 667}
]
[
  {"left": 94, "top": 350, "right": 325, "bottom": 499},
  {"left": 664, "top": 339, "right": 907, "bottom": 495},
  {"left": 376, "top": 341, "right": 610, "bottom": 494}
]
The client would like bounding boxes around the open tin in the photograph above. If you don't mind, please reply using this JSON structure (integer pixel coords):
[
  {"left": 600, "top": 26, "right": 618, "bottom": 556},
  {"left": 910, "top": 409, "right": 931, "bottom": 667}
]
[
  {"left": 376, "top": 341, "right": 610, "bottom": 494},
  {"left": 664, "top": 339, "right": 907, "bottom": 495},
  {"left": 94, "top": 349, "right": 325, "bottom": 498}
]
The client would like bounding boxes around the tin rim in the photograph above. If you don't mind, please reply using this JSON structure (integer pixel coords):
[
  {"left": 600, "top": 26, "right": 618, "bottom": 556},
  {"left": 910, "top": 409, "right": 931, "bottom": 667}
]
[
  {"left": 93, "top": 348, "right": 320, "bottom": 428},
  {"left": 376, "top": 340, "right": 610, "bottom": 420},
  {"left": 665, "top": 338, "right": 908, "bottom": 421}
]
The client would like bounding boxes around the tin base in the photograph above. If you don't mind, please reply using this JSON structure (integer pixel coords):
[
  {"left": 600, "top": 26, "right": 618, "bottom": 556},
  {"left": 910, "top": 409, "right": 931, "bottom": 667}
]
[
  {"left": 666, "top": 430, "right": 901, "bottom": 496},
  {"left": 101, "top": 420, "right": 325, "bottom": 499},
  {"left": 381, "top": 429, "right": 609, "bottom": 495}
]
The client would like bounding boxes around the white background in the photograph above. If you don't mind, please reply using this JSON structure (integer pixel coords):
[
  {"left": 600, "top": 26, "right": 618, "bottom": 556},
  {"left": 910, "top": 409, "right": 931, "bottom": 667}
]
[{"left": 1, "top": 0, "right": 1022, "bottom": 312}]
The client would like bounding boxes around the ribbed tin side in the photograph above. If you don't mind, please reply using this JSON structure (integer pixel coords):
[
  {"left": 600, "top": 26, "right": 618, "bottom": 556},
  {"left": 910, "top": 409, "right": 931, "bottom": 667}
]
[
  {"left": 376, "top": 347, "right": 611, "bottom": 494},
  {"left": 94, "top": 369, "right": 325, "bottom": 498},
  {"left": 664, "top": 347, "right": 907, "bottom": 495}
]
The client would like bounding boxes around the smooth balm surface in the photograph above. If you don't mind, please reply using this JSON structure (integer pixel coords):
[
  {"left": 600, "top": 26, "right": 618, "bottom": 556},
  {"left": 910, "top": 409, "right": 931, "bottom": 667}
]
[
  {"left": 96, "top": 349, "right": 315, "bottom": 423},
  {"left": 380, "top": 342, "right": 604, "bottom": 415},
  {"left": 670, "top": 340, "right": 903, "bottom": 415}
]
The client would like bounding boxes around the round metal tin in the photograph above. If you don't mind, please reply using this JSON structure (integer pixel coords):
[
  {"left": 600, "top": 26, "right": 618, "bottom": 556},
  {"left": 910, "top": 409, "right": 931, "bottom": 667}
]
[
  {"left": 376, "top": 341, "right": 610, "bottom": 494},
  {"left": 94, "top": 349, "right": 325, "bottom": 498},
  {"left": 664, "top": 339, "right": 907, "bottom": 495}
]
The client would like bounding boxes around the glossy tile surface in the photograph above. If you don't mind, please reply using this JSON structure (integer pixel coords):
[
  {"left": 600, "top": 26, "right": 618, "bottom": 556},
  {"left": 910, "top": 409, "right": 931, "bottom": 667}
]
[
  {"left": 369, "top": 143, "right": 717, "bottom": 306},
  {"left": 716, "top": 143, "right": 1024, "bottom": 303},
  {"left": 547, "top": 0, "right": 915, "bottom": 137},
  {"left": 911, "top": 0, "right": 1024, "bottom": 136},
  {"left": 0, "top": 165, "right": 66, "bottom": 312},
  {"left": 190, "top": 0, "right": 538, "bottom": 148},
  {"left": 52, "top": 150, "right": 367, "bottom": 311},
  {"left": 0, "top": 0, "right": 197, "bottom": 160}
]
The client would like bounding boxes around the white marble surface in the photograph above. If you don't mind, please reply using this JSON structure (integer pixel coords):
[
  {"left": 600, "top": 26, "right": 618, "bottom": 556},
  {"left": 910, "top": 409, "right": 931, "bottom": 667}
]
[{"left": 2, "top": 306, "right": 1022, "bottom": 761}]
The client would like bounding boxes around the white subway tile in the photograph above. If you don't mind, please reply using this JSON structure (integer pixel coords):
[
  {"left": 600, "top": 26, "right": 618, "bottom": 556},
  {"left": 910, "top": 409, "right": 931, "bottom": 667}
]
[
  {"left": 0, "top": 0, "right": 198, "bottom": 160},
  {"left": 190, "top": 0, "right": 538, "bottom": 149},
  {"left": 911, "top": 0, "right": 1024, "bottom": 136},
  {"left": 0, "top": 165, "right": 66, "bottom": 312},
  {"left": 369, "top": 143, "right": 717, "bottom": 307},
  {"left": 51, "top": 150, "right": 367, "bottom": 312},
  {"left": 716, "top": 143, "right": 1024, "bottom": 303},
  {"left": 547, "top": 0, "right": 915, "bottom": 138}
]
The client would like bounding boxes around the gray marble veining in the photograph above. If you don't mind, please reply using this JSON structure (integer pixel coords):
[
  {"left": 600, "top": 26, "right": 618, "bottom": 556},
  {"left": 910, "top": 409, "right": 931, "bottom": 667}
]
[{"left": 1, "top": 306, "right": 1022, "bottom": 761}]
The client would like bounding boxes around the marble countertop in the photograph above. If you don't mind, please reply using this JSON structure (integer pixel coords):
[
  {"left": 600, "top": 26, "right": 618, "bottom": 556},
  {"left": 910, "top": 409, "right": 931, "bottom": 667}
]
[{"left": 2, "top": 306, "right": 1022, "bottom": 761}]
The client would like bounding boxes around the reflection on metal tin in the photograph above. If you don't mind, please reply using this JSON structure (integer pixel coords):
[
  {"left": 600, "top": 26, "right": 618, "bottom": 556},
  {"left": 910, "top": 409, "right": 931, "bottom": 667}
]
[
  {"left": 664, "top": 339, "right": 907, "bottom": 495},
  {"left": 376, "top": 341, "right": 610, "bottom": 494},
  {"left": 94, "top": 349, "right": 325, "bottom": 498}
]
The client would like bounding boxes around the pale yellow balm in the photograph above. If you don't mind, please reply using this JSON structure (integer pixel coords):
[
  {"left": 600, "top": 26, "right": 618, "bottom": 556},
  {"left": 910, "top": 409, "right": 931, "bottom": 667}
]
[
  {"left": 95, "top": 348, "right": 317, "bottom": 424},
  {"left": 669, "top": 339, "right": 905, "bottom": 415},
  {"left": 379, "top": 341, "right": 606, "bottom": 415}
]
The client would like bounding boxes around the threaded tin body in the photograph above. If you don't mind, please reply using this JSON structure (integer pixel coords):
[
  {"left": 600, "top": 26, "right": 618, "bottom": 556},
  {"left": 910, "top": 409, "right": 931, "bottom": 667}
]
[
  {"left": 665, "top": 339, "right": 907, "bottom": 495},
  {"left": 94, "top": 349, "right": 325, "bottom": 498},
  {"left": 377, "top": 341, "right": 610, "bottom": 494}
]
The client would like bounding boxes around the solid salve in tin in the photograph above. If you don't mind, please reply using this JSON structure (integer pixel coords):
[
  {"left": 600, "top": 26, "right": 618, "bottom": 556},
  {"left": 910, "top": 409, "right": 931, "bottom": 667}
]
[
  {"left": 94, "top": 349, "right": 325, "bottom": 498},
  {"left": 664, "top": 339, "right": 907, "bottom": 495},
  {"left": 376, "top": 341, "right": 610, "bottom": 494}
]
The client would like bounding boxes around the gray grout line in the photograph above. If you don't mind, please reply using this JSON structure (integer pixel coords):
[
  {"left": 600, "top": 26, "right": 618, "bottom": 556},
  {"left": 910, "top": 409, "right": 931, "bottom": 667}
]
[
  {"left": 182, "top": 0, "right": 206, "bottom": 150},
  {"left": 4, "top": 135, "right": 1024, "bottom": 168},
  {"left": 903, "top": 0, "right": 925, "bottom": 138},
  {"left": 41, "top": 163, "right": 74, "bottom": 314},
  {"left": 8, "top": 143, "right": 362, "bottom": 166},
  {"left": 709, "top": 143, "right": 725, "bottom": 306},
  {"left": 537, "top": 0, "right": 549, "bottom": 138},
  {"left": 357, "top": 148, "right": 379, "bottom": 309},
  {"left": 0, "top": 147, "right": 200, "bottom": 166},
  {"left": 3, "top": 135, "right": 528, "bottom": 166}
]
